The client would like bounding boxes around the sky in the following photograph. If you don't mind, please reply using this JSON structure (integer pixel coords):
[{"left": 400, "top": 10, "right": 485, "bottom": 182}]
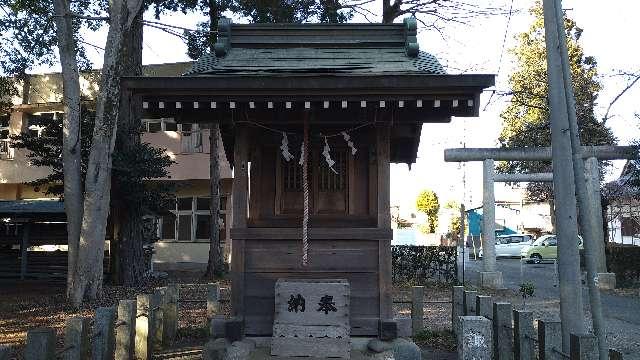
[{"left": 57, "top": 0, "right": 640, "bottom": 213}]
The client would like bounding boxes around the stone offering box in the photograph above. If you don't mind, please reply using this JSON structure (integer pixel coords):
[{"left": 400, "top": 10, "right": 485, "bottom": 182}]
[{"left": 271, "top": 279, "right": 350, "bottom": 358}]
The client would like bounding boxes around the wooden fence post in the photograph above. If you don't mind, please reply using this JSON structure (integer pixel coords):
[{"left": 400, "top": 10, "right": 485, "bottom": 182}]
[
  {"left": 538, "top": 319, "right": 562, "bottom": 360},
  {"left": 25, "top": 327, "right": 55, "bottom": 360},
  {"left": 493, "top": 302, "right": 514, "bottom": 360},
  {"left": 463, "top": 290, "right": 478, "bottom": 315},
  {"left": 476, "top": 295, "right": 492, "bottom": 319},
  {"left": 411, "top": 286, "right": 424, "bottom": 336},
  {"left": 163, "top": 284, "right": 179, "bottom": 346},
  {"left": 153, "top": 289, "right": 165, "bottom": 351},
  {"left": 452, "top": 286, "right": 464, "bottom": 335},
  {"left": 570, "top": 334, "right": 597, "bottom": 360},
  {"left": 64, "top": 317, "right": 90, "bottom": 360},
  {"left": 115, "top": 299, "right": 136, "bottom": 360},
  {"left": 457, "top": 316, "right": 493, "bottom": 360},
  {"left": 93, "top": 306, "right": 116, "bottom": 360}
]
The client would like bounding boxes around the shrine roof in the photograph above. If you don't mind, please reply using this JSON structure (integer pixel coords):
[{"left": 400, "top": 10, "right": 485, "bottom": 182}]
[{"left": 184, "top": 19, "right": 445, "bottom": 76}]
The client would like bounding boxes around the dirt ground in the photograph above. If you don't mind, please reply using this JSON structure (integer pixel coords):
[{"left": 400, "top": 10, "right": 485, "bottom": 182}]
[{"left": 0, "top": 273, "right": 454, "bottom": 359}]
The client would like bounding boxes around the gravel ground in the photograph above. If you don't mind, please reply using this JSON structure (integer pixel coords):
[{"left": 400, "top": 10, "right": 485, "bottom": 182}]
[{"left": 0, "top": 273, "right": 455, "bottom": 359}]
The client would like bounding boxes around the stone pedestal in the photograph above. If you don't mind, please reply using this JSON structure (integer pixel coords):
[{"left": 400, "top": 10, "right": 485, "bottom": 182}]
[
  {"left": 271, "top": 279, "right": 350, "bottom": 358},
  {"left": 596, "top": 272, "right": 616, "bottom": 290},
  {"left": 480, "top": 271, "right": 503, "bottom": 289}
]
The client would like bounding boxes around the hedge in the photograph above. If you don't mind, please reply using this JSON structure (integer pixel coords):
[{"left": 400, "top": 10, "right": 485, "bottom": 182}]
[
  {"left": 391, "top": 245, "right": 457, "bottom": 285},
  {"left": 606, "top": 244, "right": 640, "bottom": 287}
]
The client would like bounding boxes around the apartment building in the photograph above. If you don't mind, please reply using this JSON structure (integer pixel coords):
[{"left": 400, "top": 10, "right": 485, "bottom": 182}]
[{"left": 0, "top": 62, "right": 232, "bottom": 270}]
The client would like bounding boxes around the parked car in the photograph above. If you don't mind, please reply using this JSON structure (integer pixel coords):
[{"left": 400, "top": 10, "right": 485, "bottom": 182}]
[
  {"left": 478, "top": 234, "right": 534, "bottom": 258},
  {"left": 520, "top": 234, "right": 583, "bottom": 263}
]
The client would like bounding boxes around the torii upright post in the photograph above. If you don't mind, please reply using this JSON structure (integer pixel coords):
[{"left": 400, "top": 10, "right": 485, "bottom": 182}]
[{"left": 480, "top": 159, "right": 502, "bottom": 289}]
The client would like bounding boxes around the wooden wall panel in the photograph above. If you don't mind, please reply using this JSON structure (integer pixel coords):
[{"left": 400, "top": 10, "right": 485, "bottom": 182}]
[{"left": 244, "top": 239, "right": 378, "bottom": 272}]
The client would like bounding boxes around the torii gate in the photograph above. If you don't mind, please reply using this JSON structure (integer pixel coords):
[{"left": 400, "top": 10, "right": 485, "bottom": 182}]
[{"left": 445, "top": 145, "right": 637, "bottom": 289}]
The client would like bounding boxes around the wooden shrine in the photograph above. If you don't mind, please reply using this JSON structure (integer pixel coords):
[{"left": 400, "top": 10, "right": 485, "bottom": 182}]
[{"left": 124, "top": 18, "right": 493, "bottom": 338}]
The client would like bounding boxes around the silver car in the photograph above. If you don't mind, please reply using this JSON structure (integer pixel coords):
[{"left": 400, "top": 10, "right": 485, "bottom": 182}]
[{"left": 479, "top": 234, "right": 534, "bottom": 258}]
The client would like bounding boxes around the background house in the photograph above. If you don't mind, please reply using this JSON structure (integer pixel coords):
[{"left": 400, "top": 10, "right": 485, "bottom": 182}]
[
  {"left": 0, "top": 62, "right": 233, "bottom": 273},
  {"left": 606, "top": 161, "right": 640, "bottom": 246}
]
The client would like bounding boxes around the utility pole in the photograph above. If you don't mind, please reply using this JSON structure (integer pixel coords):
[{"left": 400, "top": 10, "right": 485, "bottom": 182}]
[
  {"left": 551, "top": 0, "right": 607, "bottom": 357},
  {"left": 542, "top": 0, "right": 586, "bottom": 352}
]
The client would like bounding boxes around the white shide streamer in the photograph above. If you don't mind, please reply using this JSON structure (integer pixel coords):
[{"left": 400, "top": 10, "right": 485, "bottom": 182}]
[
  {"left": 322, "top": 137, "right": 338, "bottom": 174},
  {"left": 341, "top": 131, "right": 357, "bottom": 155},
  {"left": 280, "top": 132, "right": 294, "bottom": 161}
]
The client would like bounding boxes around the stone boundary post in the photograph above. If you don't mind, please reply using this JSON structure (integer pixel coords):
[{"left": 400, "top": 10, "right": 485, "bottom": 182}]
[
  {"left": 163, "top": 284, "right": 179, "bottom": 345},
  {"left": 538, "top": 319, "right": 562, "bottom": 360},
  {"left": 608, "top": 349, "right": 624, "bottom": 360},
  {"left": 493, "top": 302, "right": 514, "bottom": 360},
  {"left": 64, "top": 317, "right": 90, "bottom": 360},
  {"left": 93, "top": 306, "right": 116, "bottom": 360},
  {"left": 135, "top": 293, "right": 159, "bottom": 360},
  {"left": 153, "top": 289, "right": 165, "bottom": 351},
  {"left": 411, "top": 286, "right": 424, "bottom": 336},
  {"left": 570, "top": 334, "right": 597, "bottom": 360},
  {"left": 207, "top": 283, "right": 221, "bottom": 323},
  {"left": 476, "top": 295, "right": 492, "bottom": 319},
  {"left": 0, "top": 345, "right": 11, "bottom": 360},
  {"left": 463, "top": 290, "right": 478, "bottom": 315},
  {"left": 452, "top": 286, "right": 464, "bottom": 334},
  {"left": 115, "top": 299, "right": 136, "bottom": 360},
  {"left": 25, "top": 327, "right": 55, "bottom": 360},
  {"left": 513, "top": 310, "right": 534, "bottom": 360},
  {"left": 457, "top": 316, "right": 492, "bottom": 360}
]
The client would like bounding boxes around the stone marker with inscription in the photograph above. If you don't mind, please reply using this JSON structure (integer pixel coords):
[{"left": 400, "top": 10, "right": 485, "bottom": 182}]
[{"left": 271, "top": 279, "right": 350, "bottom": 358}]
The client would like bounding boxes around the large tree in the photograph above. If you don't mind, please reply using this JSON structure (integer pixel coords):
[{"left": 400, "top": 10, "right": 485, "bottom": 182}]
[{"left": 497, "top": 3, "right": 616, "bottom": 206}]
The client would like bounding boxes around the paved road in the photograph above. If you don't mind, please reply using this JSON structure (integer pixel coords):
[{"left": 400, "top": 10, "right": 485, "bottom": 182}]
[{"left": 461, "top": 253, "right": 640, "bottom": 358}]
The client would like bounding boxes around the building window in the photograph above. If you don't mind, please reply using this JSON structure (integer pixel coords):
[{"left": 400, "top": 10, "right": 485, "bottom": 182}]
[
  {"left": 158, "top": 195, "right": 227, "bottom": 242},
  {"left": 0, "top": 116, "right": 12, "bottom": 159},
  {"left": 319, "top": 150, "right": 346, "bottom": 192},
  {"left": 282, "top": 160, "right": 302, "bottom": 191}
]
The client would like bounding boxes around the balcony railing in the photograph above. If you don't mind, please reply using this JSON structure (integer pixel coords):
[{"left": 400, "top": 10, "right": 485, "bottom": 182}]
[{"left": 0, "top": 139, "right": 14, "bottom": 160}]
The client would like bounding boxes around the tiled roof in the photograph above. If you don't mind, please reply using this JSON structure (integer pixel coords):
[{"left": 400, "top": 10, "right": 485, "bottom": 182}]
[{"left": 184, "top": 19, "right": 445, "bottom": 76}]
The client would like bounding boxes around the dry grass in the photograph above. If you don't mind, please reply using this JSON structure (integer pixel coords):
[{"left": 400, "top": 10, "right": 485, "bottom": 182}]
[
  {"left": 0, "top": 272, "right": 229, "bottom": 359},
  {"left": 0, "top": 275, "right": 454, "bottom": 358}
]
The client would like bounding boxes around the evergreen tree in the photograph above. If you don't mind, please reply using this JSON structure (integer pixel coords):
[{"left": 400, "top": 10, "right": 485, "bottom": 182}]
[{"left": 497, "top": 2, "right": 616, "bottom": 203}]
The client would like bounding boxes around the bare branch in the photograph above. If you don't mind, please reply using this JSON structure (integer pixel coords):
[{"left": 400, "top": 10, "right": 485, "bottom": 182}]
[{"left": 603, "top": 72, "right": 640, "bottom": 123}]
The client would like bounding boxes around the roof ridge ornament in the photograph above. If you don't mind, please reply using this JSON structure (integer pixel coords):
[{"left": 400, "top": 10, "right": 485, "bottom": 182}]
[
  {"left": 403, "top": 16, "right": 419, "bottom": 58},
  {"left": 215, "top": 17, "right": 232, "bottom": 57}
]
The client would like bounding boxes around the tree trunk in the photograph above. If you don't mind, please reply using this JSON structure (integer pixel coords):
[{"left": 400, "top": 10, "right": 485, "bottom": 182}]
[
  {"left": 203, "top": 0, "right": 224, "bottom": 279},
  {"left": 71, "top": 0, "right": 143, "bottom": 306},
  {"left": 111, "top": 10, "right": 146, "bottom": 286},
  {"left": 382, "top": 0, "right": 401, "bottom": 23},
  {"left": 52, "top": 0, "right": 84, "bottom": 300},
  {"left": 204, "top": 123, "right": 223, "bottom": 278}
]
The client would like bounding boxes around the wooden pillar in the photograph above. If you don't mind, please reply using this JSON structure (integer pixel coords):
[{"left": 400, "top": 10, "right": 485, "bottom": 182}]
[
  {"left": 376, "top": 124, "right": 392, "bottom": 320},
  {"left": 20, "top": 222, "right": 30, "bottom": 280},
  {"left": 231, "top": 124, "right": 249, "bottom": 319}
]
